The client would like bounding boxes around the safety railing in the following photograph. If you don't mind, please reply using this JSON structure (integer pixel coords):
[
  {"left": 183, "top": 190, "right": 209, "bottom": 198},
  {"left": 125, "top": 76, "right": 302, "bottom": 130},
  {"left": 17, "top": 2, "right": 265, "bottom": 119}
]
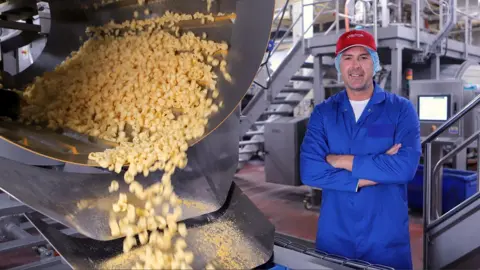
[
  {"left": 251, "top": 0, "right": 333, "bottom": 91},
  {"left": 421, "top": 93, "right": 480, "bottom": 269}
]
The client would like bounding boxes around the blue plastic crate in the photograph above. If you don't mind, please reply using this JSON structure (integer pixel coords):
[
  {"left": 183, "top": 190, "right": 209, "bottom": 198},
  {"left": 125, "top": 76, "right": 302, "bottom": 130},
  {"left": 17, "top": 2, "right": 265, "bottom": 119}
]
[
  {"left": 268, "top": 264, "right": 289, "bottom": 270},
  {"left": 407, "top": 165, "right": 477, "bottom": 214}
]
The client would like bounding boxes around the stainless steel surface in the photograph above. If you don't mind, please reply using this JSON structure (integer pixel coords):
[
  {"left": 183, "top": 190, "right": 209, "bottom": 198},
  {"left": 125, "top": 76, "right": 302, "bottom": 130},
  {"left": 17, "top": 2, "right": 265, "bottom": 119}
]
[
  {"left": 313, "top": 55, "right": 324, "bottom": 105},
  {"left": 0, "top": 20, "right": 41, "bottom": 32},
  {"left": 273, "top": 246, "right": 352, "bottom": 270},
  {"left": 423, "top": 142, "right": 432, "bottom": 270},
  {"left": 410, "top": 79, "right": 466, "bottom": 141},
  {"left": 308, "top": 25, "right": 480, "bottom": 63},
  {"left": 477, "top": 135, "right": 480, "bottom": 193},
  {"left": 411, "top": 79, "right": 471, "bottom": 171},
  {"left": 433, "top": 129, "right": 480, "bottom": 185},
  {"left": 264, "top": 116, "right": 309, "bottom": 186},
  {"left": 0, "top": 225, "right": 77, "bottom": 253},
  {"left": 9, "top": 256, "right": 70, "bottom": 270},
  {"left": 425, "top": 192, "right": 480, "bottom": 269},
  {"left": 24, "top": 181, "right": 275, "bottom": 270},
  {"left": 0, "top": 111, "right": 238, "bottom": 241},
  {"left": 0, "top": 0, "right": 275, "bottom": 243},
  {"left": 1, "top": 216, "right": 31, "bottom": 239},
  {"left": 273, "top": 234, "right": 394, "bottom": 270},
  {"left": 418, "top": 72, "right": 480, "bottom": 269},
  {"left": 0, "top": 139, "right": 64, "bottom": 166},
  {"left": 0, "top": 0, "right": 275, "bottom": 167}
]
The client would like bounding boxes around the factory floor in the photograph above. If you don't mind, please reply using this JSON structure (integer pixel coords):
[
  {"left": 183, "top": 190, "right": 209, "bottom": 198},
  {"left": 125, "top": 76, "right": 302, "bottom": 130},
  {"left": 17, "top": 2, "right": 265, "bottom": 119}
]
[{"left": 234, "top": 161, "right": 424, "bottom": 270}]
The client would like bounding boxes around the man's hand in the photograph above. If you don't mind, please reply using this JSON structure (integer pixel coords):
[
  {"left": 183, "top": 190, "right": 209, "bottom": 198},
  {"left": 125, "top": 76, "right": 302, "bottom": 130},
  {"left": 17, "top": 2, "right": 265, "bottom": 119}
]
[
  {"left": 326, "top": 154, "right": 353, "bottom": 170},
  {"left": 358, "top": 179, "right": 377, "bottom": 188},
  {"left": 386, "top": 143, "right": 401, "bottom": 155},
  {"left": 327, "top": 144, "right": 402, "bottom": 189},
  {"left": 327, "top": 144, "right": 401, "bottom": 169},
  {"left": 357, "top": 144, "right": 403, "bottom": 189}
]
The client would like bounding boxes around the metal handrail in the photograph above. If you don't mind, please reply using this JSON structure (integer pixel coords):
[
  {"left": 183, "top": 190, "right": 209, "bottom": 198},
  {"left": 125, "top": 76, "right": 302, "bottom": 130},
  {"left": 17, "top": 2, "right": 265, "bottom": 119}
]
[
  {"left": 432, "top": 129, "right": 480, "bottom": 180},
  {"left": 428, "top": 130, "right": 480, "bottom": 228},
  {"left": 430, "top": 128, "right": 480, "bottom": 219},
  {"left": 270, "top": 1, "right": 330, "bottom": 57},
  {"left": 422, "top": 93, "right": 480, "bottom": 226},
  {"left": 422, "top": 91, "right": 480, "bottom": 270}
]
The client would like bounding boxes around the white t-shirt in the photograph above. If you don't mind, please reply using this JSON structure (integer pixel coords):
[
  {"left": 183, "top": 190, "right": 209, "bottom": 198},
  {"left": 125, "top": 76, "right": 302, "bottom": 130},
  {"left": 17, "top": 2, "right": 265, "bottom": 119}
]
[
  {"left": 349, "top": 99, "right": 370, "bottom": 122},
  {"left": 349, "top": 98, "right": 370, "bottom": 192}
]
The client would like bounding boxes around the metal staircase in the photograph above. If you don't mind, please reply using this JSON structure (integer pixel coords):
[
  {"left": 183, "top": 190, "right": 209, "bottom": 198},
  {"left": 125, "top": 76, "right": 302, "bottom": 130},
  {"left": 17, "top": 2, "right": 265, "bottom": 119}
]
[
  {"left": 238, "top": 0, "right": 339, "bottom": 163},
  {"left": 423, "top": 94, "right": 480, "bottom": 269}
]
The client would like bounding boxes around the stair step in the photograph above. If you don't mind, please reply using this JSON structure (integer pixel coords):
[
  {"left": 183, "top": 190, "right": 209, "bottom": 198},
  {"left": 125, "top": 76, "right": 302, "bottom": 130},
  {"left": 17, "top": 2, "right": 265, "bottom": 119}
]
[
  {"left": 291, "top": 75, "right": 314, "bottom": 82},
  {"left": 280, "top": 88, "right": 311, "bottom": 94},
  {"left": 271, "top": 99, "right": 301, "bottom": 105},
  {"left": 246, "top": 130, "right": 264, "bottom": 136},
  {"left": 302, "top": 62, "right": 314, "bottom": 69},
  {"left": 239, "top": 140, "right": 264, "bottom": 146},
  {"left": 263, "top": 111, "right": 292, "bottom": 116},
  {"left": 239, "top": 149, "right": 258, "bottom": 155}
]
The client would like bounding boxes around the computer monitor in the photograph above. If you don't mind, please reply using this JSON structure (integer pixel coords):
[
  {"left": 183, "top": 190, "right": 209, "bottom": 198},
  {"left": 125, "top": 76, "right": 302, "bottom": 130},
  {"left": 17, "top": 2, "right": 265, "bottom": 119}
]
[{"left": 417, "top": 95, "right": 451, "bottom": 121}]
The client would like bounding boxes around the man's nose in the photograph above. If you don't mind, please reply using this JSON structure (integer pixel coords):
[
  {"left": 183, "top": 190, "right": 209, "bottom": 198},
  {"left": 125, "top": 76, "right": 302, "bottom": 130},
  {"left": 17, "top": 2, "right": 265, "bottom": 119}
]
[{"left": 351, "top": 59, "right": 361, "bottom": 68}]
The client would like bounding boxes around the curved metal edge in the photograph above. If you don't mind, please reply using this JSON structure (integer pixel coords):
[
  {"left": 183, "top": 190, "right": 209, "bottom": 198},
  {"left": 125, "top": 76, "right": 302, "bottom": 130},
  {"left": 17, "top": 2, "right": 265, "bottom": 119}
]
[
  {"left": 0, "top": 110, "right": 237, "bottom": 241},
  {"left": 24, "top": 181, "right": 275, "bottom": 269},
  {"left": 1, "top": 0, "right": 275, "bottom": 167}
]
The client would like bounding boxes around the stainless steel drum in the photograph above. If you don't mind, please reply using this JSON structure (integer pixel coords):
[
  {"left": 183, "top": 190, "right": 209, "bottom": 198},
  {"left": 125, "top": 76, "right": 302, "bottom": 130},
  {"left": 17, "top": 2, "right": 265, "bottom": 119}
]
[{"left": 0, "top": 0, "right": 276, "bottom": 268}]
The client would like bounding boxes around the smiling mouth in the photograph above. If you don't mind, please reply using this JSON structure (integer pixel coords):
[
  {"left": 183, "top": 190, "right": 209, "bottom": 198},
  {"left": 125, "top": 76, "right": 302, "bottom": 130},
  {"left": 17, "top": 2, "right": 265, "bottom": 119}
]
[{"left": 349, "top": 74, "right": 363, "bottom": 78}]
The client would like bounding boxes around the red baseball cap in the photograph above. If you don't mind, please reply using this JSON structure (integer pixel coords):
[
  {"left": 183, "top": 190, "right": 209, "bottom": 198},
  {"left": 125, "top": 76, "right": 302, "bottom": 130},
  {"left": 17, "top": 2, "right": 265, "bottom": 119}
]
[{"left": 335, "top": 30, "right": 377, "bottom": 56}]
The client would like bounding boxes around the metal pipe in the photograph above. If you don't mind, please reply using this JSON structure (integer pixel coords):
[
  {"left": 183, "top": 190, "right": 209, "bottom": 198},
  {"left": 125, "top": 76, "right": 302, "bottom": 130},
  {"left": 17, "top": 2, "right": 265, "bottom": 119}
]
[
  {"left": 345, "top": 0, "right": 352, "bottom": 32},
  {"left": 301, "top": 0, "right": 305, "bottom": 53},
  {"left": 423, "top": 142, "right": 432, "bottom": 270},
  {"left": 429, "top": 0, "right": 457, "bottom": 53},
  {"left": 4, "top": 222, "right": 30, "bottom": 239},
  {"left": 440, "top": 0, "right": 443, "bottom": 30},
  {"left": 246, "top": 130, "right": 264, "bottom": 136},
  {"left": 373, "top": 0, "right": 378, "bottom": 45},
  {"left": 432, "top": 129, "right": 480, "bottom": 180},
  {"left": 397, "top": 0, "right": 402, "bottom": 23},
  {"left": 304, "top": 5, "right": 327, "bottom": 34},
  {"left": 465, "top": 16, "right": 469, "bottom": 57},
  {"left": 303, "top": 0, "right": 332, "bottom": 6},
  {"left": 0, "top": 20, "right": 41, "bottom": 32},
  {"left": 337, "top": 13, "right": 354, "bottom": 19},
  {"left": 464, "top": 0, "right": 469, "bottom": 55},
  {"left": 335, "top": 0, "right": 339, "bottom": 33},
  {"left": 239, "top": 140, "right": 264, "bottom": 146},
  {"left": 270, "top": 13, "right": 303, "bottom": 56},
  {"left": 416, "top": 0, "right": 420, "bottom": 48},
  {"left": 324, "top": 20, "right": 337, "bottom": 35},
  {"left": 477, "top": 135, "right": 480, "bottom": 192},
  {"left": 380, "top": 0, "right": 389, "bottom": 27}
]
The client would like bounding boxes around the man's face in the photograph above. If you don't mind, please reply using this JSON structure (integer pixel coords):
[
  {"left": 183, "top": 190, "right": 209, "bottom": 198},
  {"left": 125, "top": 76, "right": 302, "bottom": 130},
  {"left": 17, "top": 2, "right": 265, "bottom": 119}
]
[{"left": 339, "top": 46, "right": 374, "bottom": 92}]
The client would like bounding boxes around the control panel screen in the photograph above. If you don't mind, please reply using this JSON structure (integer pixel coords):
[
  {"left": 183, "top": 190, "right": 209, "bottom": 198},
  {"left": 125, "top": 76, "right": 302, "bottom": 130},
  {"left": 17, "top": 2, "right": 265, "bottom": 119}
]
[{"left": 418, "top": 95, "right": 450, "bottom": 121}]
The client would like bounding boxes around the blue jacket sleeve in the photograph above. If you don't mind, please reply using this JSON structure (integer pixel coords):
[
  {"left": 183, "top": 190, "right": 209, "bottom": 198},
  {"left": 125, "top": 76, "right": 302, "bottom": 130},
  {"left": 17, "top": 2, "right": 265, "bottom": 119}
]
[
  {"left": 351, "top": 100, "right": 421, "bottom": 184},
  {"left": 300, "top": 105, "right": 359, "bottom": 192}
]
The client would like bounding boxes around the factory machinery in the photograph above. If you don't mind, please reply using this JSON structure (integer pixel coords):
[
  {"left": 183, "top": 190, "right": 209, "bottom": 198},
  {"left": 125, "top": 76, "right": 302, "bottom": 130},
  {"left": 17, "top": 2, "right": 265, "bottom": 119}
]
[
  {"left": 0, "top": 0, "right": 404, "bottom": 269},
  {"left": 234, "top": 0, "right": 480, "bottom": 268}
]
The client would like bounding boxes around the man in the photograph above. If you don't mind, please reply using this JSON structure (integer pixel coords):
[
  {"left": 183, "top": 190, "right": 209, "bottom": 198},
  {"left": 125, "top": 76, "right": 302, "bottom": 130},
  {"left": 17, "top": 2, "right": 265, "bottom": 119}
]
[{"left": 299, "top": 29, "right": 421, "bottom": 269}]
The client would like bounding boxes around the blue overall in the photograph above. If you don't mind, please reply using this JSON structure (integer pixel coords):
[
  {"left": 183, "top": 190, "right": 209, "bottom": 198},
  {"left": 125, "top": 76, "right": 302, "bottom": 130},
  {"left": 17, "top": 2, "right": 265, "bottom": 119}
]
[{"left": 300, "top": 83, "right": 421, "bottom": 269}]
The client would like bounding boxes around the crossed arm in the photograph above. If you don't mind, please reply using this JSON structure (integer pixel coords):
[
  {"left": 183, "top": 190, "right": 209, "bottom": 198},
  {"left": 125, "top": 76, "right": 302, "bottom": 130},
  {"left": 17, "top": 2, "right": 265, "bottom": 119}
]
[
  {"left": 327, "top": 144, "right": 401, "bottom": 188},
  {"left": 299, "top": 101, "right": 421, "bottom": 192}
]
